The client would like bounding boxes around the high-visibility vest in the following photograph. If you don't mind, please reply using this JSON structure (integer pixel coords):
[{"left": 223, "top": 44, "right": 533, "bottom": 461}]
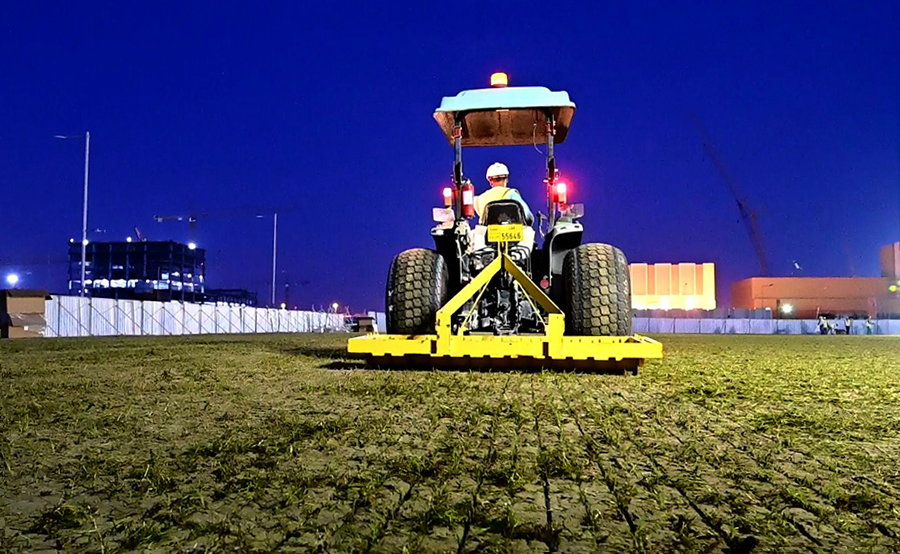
[{"left": 474, "top": 186, "right": 525, "bottom": 224}]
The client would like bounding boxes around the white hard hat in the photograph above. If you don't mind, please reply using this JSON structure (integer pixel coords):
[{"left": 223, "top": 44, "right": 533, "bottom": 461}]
[{"left": 486, "top": 162, "right": 509, "bottom": 180}]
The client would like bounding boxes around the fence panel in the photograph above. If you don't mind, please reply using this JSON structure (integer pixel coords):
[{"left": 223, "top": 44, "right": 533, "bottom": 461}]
[
  {"left": 242, "top": 308, "right": 257, "bottom": 333},
  {"left": 699, "top": 319, "right": 725, "bottom": 334},
  {"left": 53, "top": 296, "right": 91, "bottom": 337},
  {"left": 115, "top": 300, "right": 140, "bottom": 335},
  {"left": 182, "top": 303, "right": 200, "bottom": 335},
  {"left": 879, "top": 320, "right": 900, "bottom": 335},
  {"left": 141, "top": 302, "right": 165, "bottom": 335},
  {"left": 89, "top": 298, "right": 119, "bottom": 335},
  {"left": 649, "top": 318, "right": 675, "bottom": 334},
  {"left": 749, "top": 320, "right": 774, "bottom": 334},
  {"left": 162, "top": 303, "right": 184, "bottom": 335},
  {"left": 198, "top": 305, "right": 216, "bottom": 334},
  {"left": 673, "top": 319, "right": 701, "bottom": 334},
  {"left": 45, "top": 297, "right": 60, "bottom": 337},
  {"left": 633, "top": 317, "right": 649, "bottom": 333}
]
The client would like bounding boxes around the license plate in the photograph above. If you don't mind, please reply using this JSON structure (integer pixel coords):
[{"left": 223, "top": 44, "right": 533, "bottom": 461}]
[{"left": 487, "top": 224, "right": 524, "bottom": 243}]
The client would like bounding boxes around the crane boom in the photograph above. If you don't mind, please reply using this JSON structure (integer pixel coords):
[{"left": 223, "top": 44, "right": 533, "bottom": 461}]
[
  {"left": 153, "top": 214, "right": 199, "bottom": 243},
  {"left": 691, "top": 115, "right": 770, "bottom": 276}
]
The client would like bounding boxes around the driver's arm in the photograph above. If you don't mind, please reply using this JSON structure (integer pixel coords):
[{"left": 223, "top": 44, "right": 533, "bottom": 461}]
[{"left": 507, "top": 189, "right": 534, "bottom": 225}]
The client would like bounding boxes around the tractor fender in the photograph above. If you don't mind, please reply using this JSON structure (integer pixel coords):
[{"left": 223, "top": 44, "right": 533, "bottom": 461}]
[{"left": 543, "top": 222, "right": 583, "bottom": 302}]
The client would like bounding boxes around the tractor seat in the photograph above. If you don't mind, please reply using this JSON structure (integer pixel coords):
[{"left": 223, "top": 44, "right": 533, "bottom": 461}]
[{"left": 470, "top": 199, "right": 536, "bottom": 254}]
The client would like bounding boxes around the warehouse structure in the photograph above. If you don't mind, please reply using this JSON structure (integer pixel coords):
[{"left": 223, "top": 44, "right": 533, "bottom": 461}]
[
  {"left": 629, "top": 262, "right": 717, "bottom": 311},
  {"left": 731, "top": 243, "right": 900, "bottom": 318}
]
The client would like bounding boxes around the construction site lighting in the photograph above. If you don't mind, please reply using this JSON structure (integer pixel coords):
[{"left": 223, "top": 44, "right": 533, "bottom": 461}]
[
  {"left": 781, "top": 303, "right": 794, "bottom": 314},
  {"left": 126, "top": 237, "right": 133, "bottom": 243},
  {"left": 188, "top": 242, "right": 197, "bottom": 250},
  {"left": 331, "top": 302, "right": 339, "bottom": 311},
  {"left": 280, "top": 303, "right": 287, "bottom": 309},
  {"left": 6, "top": 273, "right": 20, "bottom": 286},
  {"left": 82, "top": 239, "right": 89, "bottom": 246}
]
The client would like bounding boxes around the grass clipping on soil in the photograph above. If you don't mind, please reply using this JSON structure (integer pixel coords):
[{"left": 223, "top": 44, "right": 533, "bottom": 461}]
[{"left": 2, "top": 333, "right": 900, "bottom": 553}]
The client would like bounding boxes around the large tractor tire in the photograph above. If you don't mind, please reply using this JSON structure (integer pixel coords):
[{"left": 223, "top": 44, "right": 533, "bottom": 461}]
[
  {"left": 386, "top": 248, "right": 449, "bottom": 335},
  {"left": 564, "top": 243, "right": 632, "bottom": 336}
]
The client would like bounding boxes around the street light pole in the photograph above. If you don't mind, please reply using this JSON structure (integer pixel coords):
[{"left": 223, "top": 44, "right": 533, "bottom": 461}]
[
  {"left": 81, "top": 132, "right": 91, "bottom": 297},
  {"left": 271, "top": 212, "right": 278, "bottom": 307}
]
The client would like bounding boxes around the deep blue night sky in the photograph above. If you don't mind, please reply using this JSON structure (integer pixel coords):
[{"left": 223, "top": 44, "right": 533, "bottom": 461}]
[{"left": 1, "top": 2, "right": 898, "bottom": 310}]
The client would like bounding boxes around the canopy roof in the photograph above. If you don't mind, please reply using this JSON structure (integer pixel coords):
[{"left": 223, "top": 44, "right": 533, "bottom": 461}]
[{"left": 434, "top": 86, "right": 576, "bottom": 147}]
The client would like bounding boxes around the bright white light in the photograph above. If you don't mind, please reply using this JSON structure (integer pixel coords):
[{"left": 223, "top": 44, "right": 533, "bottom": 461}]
[
  {"left": 280, "top": 302, "right": 287, "bottom": 309},
  {"left": 126, "top": 237, "right": 133, "bottom": 243},
  {"left": 82, "top": 239, "right": 89, "bottom": 246},
  {"left": 188, "top": 242, "right": 197, "bottom": 250},
  {"left": 781, "top": 303, "right": 794, "bottom": 314},
  {"left": 69, "top": 238, "right": 74, "bottom": 243},
  {"left": 331, "top": 302, "right": 339, "bottom": 311},
  {"left": 6, "top": 274, "right": 19, "bottom": 286}
]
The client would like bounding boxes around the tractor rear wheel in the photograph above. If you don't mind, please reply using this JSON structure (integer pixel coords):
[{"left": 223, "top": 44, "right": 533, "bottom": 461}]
[
  {"left": 386, "top": 248, "right": 449, "bottom": 334},
  {"left": 564, "top": 243, "right": 632, "bottom": 336}
]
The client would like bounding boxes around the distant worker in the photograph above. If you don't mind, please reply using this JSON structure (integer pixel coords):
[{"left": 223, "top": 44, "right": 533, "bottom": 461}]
[
  {"left": 475, "top": 162, "right": 534, "bottom": 225},
  {"left": 865, "top": 317, "right": 875, "bottom": 335},
  {"left": 818, "top": 316, "right": 828, "bottom": 335},
  {"left": 844, "top": 316, "right": 853, "bottom": 335}
]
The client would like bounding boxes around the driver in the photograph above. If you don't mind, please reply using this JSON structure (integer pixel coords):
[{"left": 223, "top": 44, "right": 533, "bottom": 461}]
[
  {"left": 475, "top": 162, "right": 534, "bottom": 225},
  {"left": 470, "top": 162, "right": 535, "bottom": 254}
]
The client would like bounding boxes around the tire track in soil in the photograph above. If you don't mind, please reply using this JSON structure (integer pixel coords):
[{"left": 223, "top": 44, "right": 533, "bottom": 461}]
[
  {"left": 556, "top": 378, "right": 721, "bottom": 553},
  {"left": 544, "top": 375, "right": 633, "bottom": 552},
  {"left": 671, "top": 398, "right": 900, "bottom": 548},
  {"left": 309, "top": 437, "right": 407, "bottom": 552},
  {"left": 620, "top": 384, "right": 900, "bottom": 521},
  {"left": 312, "top": 374, "right": 471, "bottom": 553},
  {"left": 457, "top": 377, "right": 567, "bottom": 553},
  {"left": 530, "top": 379, "right": 560, "bottom": 553},
  {"left": 570, "top": 381, "right": 787, "bottom": 553},
  {"left": 455, "top": 376, "right": 512, "bottom": 554},
  {"left": 360, "top": 375, "right": 501, "bottom": 554},
  {"left": 591, "top": 388, "right": 874, "bottom": 552},
  {"left": 687, "top": 398, "right": 900, "bottom": 512},
  {"left": 605, "top": 391, "right": 823, "bottom": 552}
]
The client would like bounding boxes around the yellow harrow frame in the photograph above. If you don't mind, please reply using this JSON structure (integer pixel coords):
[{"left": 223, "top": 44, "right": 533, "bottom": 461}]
[{"left": 349, "top": 251, "right": 662, "bottom": 373}]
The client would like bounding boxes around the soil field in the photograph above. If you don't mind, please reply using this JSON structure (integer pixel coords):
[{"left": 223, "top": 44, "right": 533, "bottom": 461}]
[{"left": 2, "top": 334, "right": 900, "bottom": 553}]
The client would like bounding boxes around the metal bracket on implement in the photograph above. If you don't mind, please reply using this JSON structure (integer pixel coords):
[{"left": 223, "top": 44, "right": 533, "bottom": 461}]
[{"left": 348, "top": 252, "right": 663, "bottom": 373}]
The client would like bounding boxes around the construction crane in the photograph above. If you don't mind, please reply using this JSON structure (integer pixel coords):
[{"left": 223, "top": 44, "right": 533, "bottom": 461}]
[
  {"left": 152, "top": 213, "right": 201, "bottom": 245},
  {"left": 691, "top": 114, "right": 770, "bottom": 276},
  {"left": 152, "top": 208, "right": 286, "bottom": 305}
]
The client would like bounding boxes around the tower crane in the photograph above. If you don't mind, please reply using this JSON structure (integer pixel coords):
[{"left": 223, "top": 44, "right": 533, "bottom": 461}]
[{"left": 692, "top": 114, "right": 770, "bottom": 276}]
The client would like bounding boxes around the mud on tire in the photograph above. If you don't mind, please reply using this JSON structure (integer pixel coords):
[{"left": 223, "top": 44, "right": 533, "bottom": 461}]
[
  {"left": 564, "top": 243, "right": 632, "bottom": 336},
  {"left": 386, "top": 248, "right": 449, "bottom": 335}
]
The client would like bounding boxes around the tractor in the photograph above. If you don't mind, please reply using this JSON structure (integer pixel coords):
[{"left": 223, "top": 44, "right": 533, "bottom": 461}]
[{"left": 349, "top": 74, "right": 661, "bottom": 372}]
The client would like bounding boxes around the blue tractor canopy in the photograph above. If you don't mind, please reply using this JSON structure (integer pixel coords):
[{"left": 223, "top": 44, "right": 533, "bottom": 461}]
[{"left": 434, "top": 85, "right": 576, "bottom": 147}]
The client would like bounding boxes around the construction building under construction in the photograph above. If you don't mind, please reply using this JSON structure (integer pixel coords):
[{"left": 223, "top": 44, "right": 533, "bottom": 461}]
[{"left": 67, "top": 240, "right": 206, "bottom": 302}]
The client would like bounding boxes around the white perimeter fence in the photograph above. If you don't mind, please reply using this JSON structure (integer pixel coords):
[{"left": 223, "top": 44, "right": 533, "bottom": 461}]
[
  {"left": 45, "top": 296, "right": 345, "bottom": 338},
  {"left": 41, "top": 298, "right": 899, "bottom": 338},
  {"left": 634, "top": 318, "right": 900, "bottom": 335}
]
